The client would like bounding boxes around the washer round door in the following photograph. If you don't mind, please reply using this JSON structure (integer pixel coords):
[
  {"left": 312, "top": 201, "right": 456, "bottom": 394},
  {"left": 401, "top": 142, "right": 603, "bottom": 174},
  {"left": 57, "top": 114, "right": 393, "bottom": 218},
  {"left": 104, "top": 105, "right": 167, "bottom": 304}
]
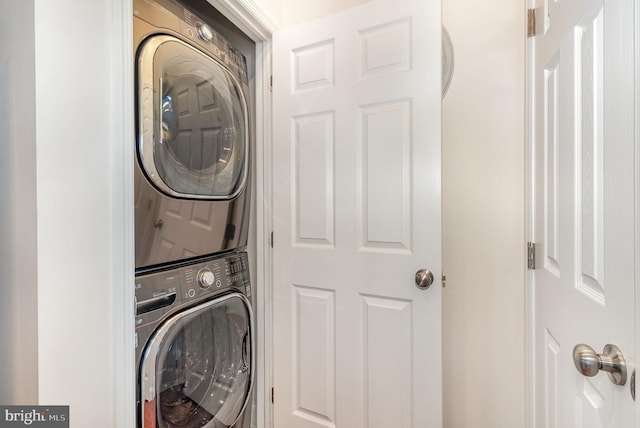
[
  {"left": 140, "top": 294, "right": 253, "bottom": 428},
  {"left": 137, "top": 35, "right": 249, "bottom": 199}
]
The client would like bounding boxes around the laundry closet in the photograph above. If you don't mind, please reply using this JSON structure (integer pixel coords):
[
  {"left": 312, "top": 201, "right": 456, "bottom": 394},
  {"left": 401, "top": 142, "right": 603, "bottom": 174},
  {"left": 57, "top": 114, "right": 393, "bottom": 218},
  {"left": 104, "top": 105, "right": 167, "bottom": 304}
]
[{"left": 3, "top": 0, "right": 530, "bottom": 427}]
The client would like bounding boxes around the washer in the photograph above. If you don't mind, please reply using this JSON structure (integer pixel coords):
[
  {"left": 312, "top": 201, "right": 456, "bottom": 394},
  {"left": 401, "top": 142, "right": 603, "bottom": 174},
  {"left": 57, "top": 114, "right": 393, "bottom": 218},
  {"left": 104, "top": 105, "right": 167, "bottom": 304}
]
[
  {"left": 136, "top": 252, "right": 255, "bottom": 428},
  {"left": 134, "top": 0, "right": 252, "bottom": 271}
]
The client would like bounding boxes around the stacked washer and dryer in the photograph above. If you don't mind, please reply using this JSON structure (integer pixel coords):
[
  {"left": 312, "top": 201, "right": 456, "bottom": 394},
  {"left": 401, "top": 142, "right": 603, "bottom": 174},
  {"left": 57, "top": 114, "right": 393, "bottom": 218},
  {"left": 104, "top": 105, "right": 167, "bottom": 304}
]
[{"left": 133, "top": 0, "right": 255, "bottom": 427}]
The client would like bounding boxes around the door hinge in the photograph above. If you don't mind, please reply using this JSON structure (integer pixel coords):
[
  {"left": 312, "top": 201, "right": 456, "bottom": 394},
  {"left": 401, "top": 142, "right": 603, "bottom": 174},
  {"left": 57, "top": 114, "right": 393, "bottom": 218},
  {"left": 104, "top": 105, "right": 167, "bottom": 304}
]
[
  {"left": 527, "top": 8, "right": 538, "bottom": 38},
  {"left": 527, "top": 242, "right": 536, "bottom": 270},
  {"left": 270, "top": 231, "right": 274, "bottom": 248},
  {"left": 271, "top": 387, "right": 275, "bottom": 404},
  {"left": 270, "top": 75, "right": 273, "bottom": 92}
]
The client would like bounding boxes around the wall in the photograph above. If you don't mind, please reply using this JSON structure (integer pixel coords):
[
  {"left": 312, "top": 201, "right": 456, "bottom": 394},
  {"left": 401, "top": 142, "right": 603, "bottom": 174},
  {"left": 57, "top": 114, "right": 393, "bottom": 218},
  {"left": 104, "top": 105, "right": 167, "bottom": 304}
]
[
  {"left": 36, "top": 0, "right": 135, "bottom": 421},
  {"left": 0, "top": 0, "right": 39, "bottom": 405},
  {"left": 249, "top": 0, "right": 282, "bottom": 26},
  {"left": 4, "top": 1, "right": 134, "bottom": 426},
  {"left": 442, "top": 0, "right": 526, "bottom": 427},
  {"left": 253, "top": 0, "right": 370, "bottom": 27}
]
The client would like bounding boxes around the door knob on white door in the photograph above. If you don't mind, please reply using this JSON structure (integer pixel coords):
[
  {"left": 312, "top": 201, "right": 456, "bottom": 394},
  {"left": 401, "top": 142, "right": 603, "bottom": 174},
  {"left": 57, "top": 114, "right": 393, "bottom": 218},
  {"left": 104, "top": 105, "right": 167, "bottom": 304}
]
[
  {"left": 415, "top": 269, "right": 434, "bottom": 290},
  {"left": 573, "top": 344, "right": 627, "bottom": 386}
]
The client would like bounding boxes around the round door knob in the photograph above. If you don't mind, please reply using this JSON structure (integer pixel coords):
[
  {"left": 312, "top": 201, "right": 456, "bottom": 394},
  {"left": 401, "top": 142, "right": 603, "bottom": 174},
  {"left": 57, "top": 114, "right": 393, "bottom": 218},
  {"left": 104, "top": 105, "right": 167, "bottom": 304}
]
[
  {"left": 573, "top": 343, "right": 627, "bottom": 386},
  {"left": 415, "top": 269, "right": 434, "bottom": 290}
]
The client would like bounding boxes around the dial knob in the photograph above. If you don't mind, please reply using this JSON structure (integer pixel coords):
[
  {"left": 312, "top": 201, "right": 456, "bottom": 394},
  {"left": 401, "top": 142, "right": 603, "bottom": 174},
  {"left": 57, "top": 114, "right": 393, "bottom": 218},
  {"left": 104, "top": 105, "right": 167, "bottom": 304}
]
[
  {"left": 197, "top": 24, "right": 213, "bottom": 42},
  {"left": 197, "top": 269, "right": 215, "bottom": 289}
]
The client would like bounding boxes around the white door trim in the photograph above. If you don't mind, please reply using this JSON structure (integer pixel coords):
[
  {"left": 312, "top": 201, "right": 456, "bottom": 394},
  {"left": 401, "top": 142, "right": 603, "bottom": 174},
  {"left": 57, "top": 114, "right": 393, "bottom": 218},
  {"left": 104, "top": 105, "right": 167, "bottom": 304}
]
[
  {"left": 524, "top": 2, "right": 536, "bottom": 428},
  {"left": 111, "top": 2, "right": 136, "bottom": 427},
  {"left": 205, "top": 0, "right": 277, "bottom": 40},
  {"left": 253, "top": 39, "right": 275, "bottom": 428},
  {"left": 635, "top": 0, "right": 640, "bottom": 421}
]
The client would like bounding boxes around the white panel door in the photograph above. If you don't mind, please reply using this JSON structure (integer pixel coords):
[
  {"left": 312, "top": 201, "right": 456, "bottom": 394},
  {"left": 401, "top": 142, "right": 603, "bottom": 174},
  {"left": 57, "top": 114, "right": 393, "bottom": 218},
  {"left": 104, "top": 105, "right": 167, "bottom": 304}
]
[
  {"left": 530, "top": 0, "right": 637, "bottom": 425},
  {"left": 272, "top": 1, "right": 441, "bottom": 427}
]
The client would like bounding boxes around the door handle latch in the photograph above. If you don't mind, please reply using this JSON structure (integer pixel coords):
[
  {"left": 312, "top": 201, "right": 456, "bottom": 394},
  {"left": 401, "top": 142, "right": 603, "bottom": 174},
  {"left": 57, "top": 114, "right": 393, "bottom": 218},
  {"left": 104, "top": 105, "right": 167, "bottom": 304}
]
[{"left": 573, "top": 343, "right": 627, "bottom": 386}]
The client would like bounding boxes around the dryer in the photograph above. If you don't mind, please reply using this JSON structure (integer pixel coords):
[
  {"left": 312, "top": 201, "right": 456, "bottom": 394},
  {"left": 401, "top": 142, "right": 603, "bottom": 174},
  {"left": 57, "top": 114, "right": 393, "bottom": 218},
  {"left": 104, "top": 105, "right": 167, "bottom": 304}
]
[
  {"left": 135, "top": 252, "right": 255, "bottom": 428},
  {"left": 134, "top": 0, "right": 252, "bottom": 271}
]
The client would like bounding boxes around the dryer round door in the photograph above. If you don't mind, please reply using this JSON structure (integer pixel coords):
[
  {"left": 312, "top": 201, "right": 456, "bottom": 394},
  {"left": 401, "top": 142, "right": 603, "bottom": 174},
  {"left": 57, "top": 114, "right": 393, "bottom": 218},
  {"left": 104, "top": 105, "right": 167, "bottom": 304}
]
[
  {"left": 137, "top": 35, "right": 249, "bottom": 199},
  {"left": 139, "top": 293, "right": 253, "bottom": 428}
]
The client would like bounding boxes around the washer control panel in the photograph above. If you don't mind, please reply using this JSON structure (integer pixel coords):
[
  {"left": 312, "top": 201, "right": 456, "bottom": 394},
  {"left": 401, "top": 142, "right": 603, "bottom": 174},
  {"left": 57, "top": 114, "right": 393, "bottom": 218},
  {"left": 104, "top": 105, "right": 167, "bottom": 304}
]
[{"left": 135, "top": 252, "right": 250, "bottom": 326}]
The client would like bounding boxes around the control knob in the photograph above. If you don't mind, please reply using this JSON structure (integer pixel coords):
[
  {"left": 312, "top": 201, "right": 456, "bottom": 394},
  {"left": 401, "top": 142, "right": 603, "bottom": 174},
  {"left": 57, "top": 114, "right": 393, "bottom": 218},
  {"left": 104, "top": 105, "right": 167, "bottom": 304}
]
[
  {"left": 197, "top": 24, "right": 213, "bottom": 42},
  {"left": 197, "top": 269, "right": 215, "bottom": 289}
]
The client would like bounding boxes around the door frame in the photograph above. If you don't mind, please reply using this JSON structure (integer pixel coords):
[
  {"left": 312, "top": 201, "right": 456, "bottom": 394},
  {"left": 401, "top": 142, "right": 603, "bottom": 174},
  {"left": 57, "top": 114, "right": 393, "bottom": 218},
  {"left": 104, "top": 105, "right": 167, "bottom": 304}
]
[
  {"left": 524, "top": 0, "right": 535, "bottom": 425},
  {"left": 252, "top": 37, "right": 275, "bottom": 428},
  {"left": 524, "top": 2, "right": 640, "bottom": 427},
  {"left": 635, "top": 1, "right": 640, "bottom": 423}
]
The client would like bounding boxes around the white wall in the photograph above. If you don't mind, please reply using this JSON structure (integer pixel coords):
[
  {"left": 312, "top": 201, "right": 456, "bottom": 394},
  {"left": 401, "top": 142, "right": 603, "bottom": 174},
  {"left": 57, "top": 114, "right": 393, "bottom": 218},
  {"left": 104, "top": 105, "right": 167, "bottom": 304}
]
[
  {"left": 31, "top": 1, "right": 133, "bottom": 426},
  {"left": 253, "top": 0, "right": 370, "bottom": 27},
  {"left": 0, "top": 0, "right": 39, "bottom": 405},
  {"left": 249, "top": 0, "right": 282, "bottom": 26},
  {"left": 442, "top": 0, "right": 525, "bottom": 427},
  {"left": 1, "top": 0, "right": 133, "bottom": 423}
]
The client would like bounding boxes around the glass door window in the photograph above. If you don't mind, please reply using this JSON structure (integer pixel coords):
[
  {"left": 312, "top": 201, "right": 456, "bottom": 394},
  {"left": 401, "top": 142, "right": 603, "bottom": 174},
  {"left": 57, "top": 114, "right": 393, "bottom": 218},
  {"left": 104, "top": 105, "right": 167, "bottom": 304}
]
[
  {"left": 141, "top": 294, "right": 253, "bottom": 428},
  {"left": 138, "top": 35, "right": 248, "bottom": 199}
]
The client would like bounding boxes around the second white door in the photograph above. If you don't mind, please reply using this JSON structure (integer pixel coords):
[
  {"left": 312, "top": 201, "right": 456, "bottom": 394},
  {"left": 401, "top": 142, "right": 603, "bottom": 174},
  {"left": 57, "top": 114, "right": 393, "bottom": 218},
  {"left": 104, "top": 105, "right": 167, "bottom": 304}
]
[{"left": 530, "top": 0, "right": 637, "bottom": 425}]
